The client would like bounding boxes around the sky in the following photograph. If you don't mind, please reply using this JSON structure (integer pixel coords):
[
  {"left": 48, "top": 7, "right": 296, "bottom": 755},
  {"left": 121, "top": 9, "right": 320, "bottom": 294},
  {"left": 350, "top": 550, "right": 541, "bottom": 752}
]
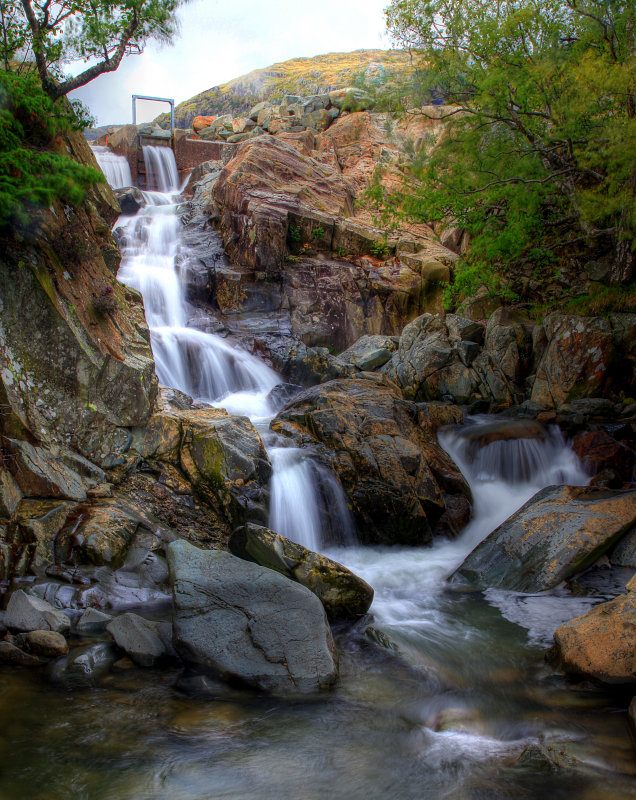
[{"left": 69, "top": 0, "right": 392, "bottom": 126}]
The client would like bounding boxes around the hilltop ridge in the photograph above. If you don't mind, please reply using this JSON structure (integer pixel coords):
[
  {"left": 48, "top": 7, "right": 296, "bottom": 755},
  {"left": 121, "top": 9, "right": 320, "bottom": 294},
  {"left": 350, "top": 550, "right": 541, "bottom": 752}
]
[{"left": 155, "top": 49, "right": 416, "bottom": 128}]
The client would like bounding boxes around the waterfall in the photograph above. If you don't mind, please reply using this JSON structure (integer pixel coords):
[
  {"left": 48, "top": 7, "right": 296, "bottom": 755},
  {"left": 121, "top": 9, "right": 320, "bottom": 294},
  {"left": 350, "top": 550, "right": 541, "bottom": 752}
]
[
  {"left": 91, "top": 145, "right": 132, "bottom": 189},
  {"left": 115, "top": 168, "right": 353, "bottom": 547},
  {"left": 269, "top": 447, "right": 357, "bottom": 550},
  {"left": 142, "top": 145, "right": 180, "bottom": 192}
]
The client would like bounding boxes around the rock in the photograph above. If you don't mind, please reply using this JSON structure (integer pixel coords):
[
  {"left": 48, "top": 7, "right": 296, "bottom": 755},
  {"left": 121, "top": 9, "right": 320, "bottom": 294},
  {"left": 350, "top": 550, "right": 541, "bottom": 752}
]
[
  {"left": 106, "top": 613, "right": 168, "bottom": 667},
  {"left": 629, "top": 698, "right": 636, "bottom": 737},
  {"left": 571, "top": 429, "right": 635, "bottom": 484},
  {"left": 248, "top": 101, "right": 272, "bottom": 122},
  {"left": 47, "top": 642, "right": 118, "bottom": 687},
  {"left": 609, "top": 522, "right": 636, "bottom": 566},
  {"left": 0, "top": 134, "right": 157, "bottom": 467},
  {"left": 6, "top": 440, "right": 87, "bottom": 501},
  {"left": 454, "top": 486, "right": 636, "bottom": 592},
  {"left": 335, "top": 334, "right": 397, "bottom": 372},
  {"left": 15, "top": 499, "right": 75, "bottom": 571},
  {"left": 192, "top": 115, "right": 217, "bottom": 133},
  {"left": 25, "top": 629, "right": 69, "bottom": 658},
  {"left": 114, "top": 186, "right": 144, "bottom": 215},
  {"left": 0, "top": 641, "right": 43, "bottom": 666},
  {"left": 214, "top": 135, "right": 354, "bottom": 273},
  {"left": 384, "top": 313, "right": 514, "bottom": 405},
  {"left": 4, "top": 590, "right": 71, "bottom": 633},
  {"left": 551, "top": 592, "right": 636, "bottom": 683},
  {"left": 484, "top": 307, "right": 533, "bottom": 387},
  {"left": 167, "top": 539, "right": 338, "bottom": 695},
  {"left": 445, "top": 314, "right": 485, "bottom": 344},
  {"left": 75, "top": 607, "right": 113, "bottom": 634},
  {"left": 229, "top": 523, "right": 373, "bottom": 619},
  {"left": 531, "top": 315, "right": 615, "bottom": 407},
  {"left": 72, "top": 501, "right": 141, "bottom": 568},
  {"left": 271, "top": 374, "right": 471, "bottom": 544},
  {"left": 0, "top": 468, "right": 22, "bottom": 518}
]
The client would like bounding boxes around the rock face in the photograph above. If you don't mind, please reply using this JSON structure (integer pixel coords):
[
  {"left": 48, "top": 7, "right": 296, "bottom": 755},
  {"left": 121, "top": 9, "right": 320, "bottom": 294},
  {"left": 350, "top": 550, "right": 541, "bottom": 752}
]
[
  {"left": 272, "top": 373, "right": 471, "bottom": 544},
  {"left": 229, "top": 523, "right": 373, "bottom": 619},
  {"left": 454, "top": 486, "right": 636, "bottom": 592},
  {"left": 552, "top": 589, "right": 636, "bottom": 683},
  {"left": 106, "top": 613, "right": 169, "bottom": 667},
  {"left": 0, "top": 130, "right": 157, "bottom": 467},
  {"left": 167, "top": 539, "right": 338, "bottom": 695}
]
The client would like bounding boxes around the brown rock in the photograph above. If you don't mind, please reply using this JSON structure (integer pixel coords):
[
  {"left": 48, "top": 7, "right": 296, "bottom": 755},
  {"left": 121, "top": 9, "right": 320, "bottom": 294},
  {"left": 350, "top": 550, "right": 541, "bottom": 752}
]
[
  {"left": 572, "top": 429, "right": 635, "bottom": 484},
  {"left": 192, "top": 115, "right": 217, "bottom": 133},
  {"left": 25, "top": 629, "right": 69, "bottom": 658},
  {"left": 0, "top": 641, "right": 43, "bottom": 667},
  {"left": 552, "top": 592, "right": 636, "bottom": 683}
]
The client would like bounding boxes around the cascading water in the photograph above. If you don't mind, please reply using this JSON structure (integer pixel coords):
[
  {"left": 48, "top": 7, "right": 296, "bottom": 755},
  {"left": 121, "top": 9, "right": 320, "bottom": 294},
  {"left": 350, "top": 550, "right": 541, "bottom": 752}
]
[
  {"left": 91, "top": 145, "right": 132, "bottom": 188},
  {"left": 116, "top": 145, "right": 354, "bottom": 543}
]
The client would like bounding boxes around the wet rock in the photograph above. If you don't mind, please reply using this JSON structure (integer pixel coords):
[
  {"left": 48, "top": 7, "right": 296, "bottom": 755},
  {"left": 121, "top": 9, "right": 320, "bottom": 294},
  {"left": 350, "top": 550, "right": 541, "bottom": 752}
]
[
  {"left": 47, "top": 642, "right": 118, "bottom": 687},
  {"left": 168, "top": 539, "right": 338, "bottom": 695},
  {"left": 75, "top": 607, "right": 112, "bottom": 634},
  {"left": 271, "top": 374, "right": 471, "bottom": 544},
  {"left": 30, "top": 581, "right": 79, "bottom": 609},
  {"left": 484, "top": 308, "right": 533, "bottom": 387},
  {"left": 114, "top": 186, "right": 144, "bottom": 215},
  {"left": 0, "top": 641, "right": 44, "bottom": 666},
  {"left": 77, "top": 566, "right": 172, "bottom": 612},
  {"left": 454, "top": 486, "right": 636, "bottom": 592},
  {"left": 4, "top": 590, "right": 71, "bottom": 633},
  {"left": 551, "top": 591, "right": 636, "bottom": 683},
  {"left": 531, "top": 315, "right": 615, "bottom": 407},
  {"left": 25, "top": 629, "right": 69, "bottom": 658},
  {"left": 609, "top": 524, "right": 636, "bottom": 567},
  {"left": 73, "top": 501, "right": 141, "bottom": 568},
  {"left": 229, "top": 523, "right": 373, "bottom": 619},
  {"left": 106, "top": 612, "right": 168, "bottom": 667},
  {"left": 15, "top": 499, "right": 75, "bottom": 571},
  {"left": 266, "top": 383, "right": 303, "bottom": 411}
]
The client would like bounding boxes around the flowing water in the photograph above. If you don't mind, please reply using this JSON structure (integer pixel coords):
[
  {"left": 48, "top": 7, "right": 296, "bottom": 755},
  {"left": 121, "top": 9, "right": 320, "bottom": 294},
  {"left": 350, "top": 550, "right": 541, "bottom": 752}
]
[
  {"left": 92, "top": 146, "right": 133, "bottom": 189},
  {"left": 1, "top": 148, "right": 634, "bottom": 800}
]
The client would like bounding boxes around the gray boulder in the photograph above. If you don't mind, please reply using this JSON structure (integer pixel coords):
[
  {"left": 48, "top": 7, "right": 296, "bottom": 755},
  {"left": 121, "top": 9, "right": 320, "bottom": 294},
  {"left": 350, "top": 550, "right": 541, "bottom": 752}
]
[
  {"left": 454, "top": 486, "right": 636, "bottom": 592},
  {"left": 106, "top": 612, "right": 169, "bottom": 667},
  {"left": 4, "top": 590, "right": 71, "bottom": 633},
  {"left": 167, "top": 539, "right": 338, "bottom": 695},
  {"left": 229, "top": 523, "right": 373, "bottom": 619},
  {"left": 75, "top": 607, "right": 112, "bottom": 634}
]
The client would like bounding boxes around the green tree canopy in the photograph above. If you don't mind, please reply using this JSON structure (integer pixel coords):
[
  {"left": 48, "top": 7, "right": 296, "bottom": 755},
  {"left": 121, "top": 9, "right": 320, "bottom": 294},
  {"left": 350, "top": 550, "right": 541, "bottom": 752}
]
[
  {"left": 384, "top": 0, "right": 635, "bottom": 295},
  {"left": 3, "top": 0, "right": 187, "bottom": 99}
]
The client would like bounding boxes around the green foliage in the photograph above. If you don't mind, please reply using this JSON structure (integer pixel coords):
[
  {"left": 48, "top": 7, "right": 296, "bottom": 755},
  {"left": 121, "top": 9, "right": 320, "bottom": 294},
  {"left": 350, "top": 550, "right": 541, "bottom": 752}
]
[
  {"left": 385, "top": 0, "right": 636, "bottom": 291},
  {"left": 0, "top": 71, "right": 103, "bottom": 232},
  {"left": 288, "top": 223, "right": 302, "bottom": 243},
  {"left": 311, "top": 226, "right": 325, "bottom": 240},
  {"left": 370, "top": 240, "right": 389, "bottom": 259},
  {"left": 4, "top": 0, "right": 187, "bottom": 100}
]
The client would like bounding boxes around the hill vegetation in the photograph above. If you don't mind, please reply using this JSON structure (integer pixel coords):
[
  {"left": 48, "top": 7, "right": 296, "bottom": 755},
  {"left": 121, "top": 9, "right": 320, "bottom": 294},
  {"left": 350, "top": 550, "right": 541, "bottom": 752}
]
[{"left": 155, "top": 49, "right": 417, "bottom": 127}]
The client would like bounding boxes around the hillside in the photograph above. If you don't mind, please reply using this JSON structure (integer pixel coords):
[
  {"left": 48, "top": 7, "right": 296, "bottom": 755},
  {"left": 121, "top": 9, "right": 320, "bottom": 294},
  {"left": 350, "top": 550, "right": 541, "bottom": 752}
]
[{"left": 155, "top": 49, "right": 416, "bottom": 128}]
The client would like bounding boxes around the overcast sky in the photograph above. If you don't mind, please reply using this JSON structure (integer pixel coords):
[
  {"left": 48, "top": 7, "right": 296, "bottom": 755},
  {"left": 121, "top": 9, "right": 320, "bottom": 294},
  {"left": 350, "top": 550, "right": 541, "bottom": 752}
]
[{"left": 69, "top": 0, "right": 391, "bottom": 126}]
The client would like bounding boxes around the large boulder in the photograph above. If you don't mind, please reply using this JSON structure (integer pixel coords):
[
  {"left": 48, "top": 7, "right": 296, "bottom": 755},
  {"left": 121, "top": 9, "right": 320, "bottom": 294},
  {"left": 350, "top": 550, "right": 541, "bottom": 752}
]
[
  {"left": 167, "top": 539, "right": 338, "bottom": 695},
  {"left": 106, "top": 612, "right": 172, "bottom": 667},
  {"left": 551, "top": 588, "right": 636, "bottom": 683},
  {"left": 454, "top": 486, "right": 636, "bottom": 592},
  {"left": 271, "top": 373, "right": 471, "bottom": 544},
  {"left": 229, "top": 523, "right": 373, "bottom": 619}
]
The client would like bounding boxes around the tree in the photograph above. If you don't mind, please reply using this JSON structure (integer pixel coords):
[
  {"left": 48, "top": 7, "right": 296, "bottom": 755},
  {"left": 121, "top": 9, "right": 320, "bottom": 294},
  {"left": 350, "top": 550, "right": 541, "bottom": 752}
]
[
  {"left": 3, "top": 0, "right": 186, "bottom": 100},
  {"left": 384, "top": 0, "right": 635, "bottom": 292}
]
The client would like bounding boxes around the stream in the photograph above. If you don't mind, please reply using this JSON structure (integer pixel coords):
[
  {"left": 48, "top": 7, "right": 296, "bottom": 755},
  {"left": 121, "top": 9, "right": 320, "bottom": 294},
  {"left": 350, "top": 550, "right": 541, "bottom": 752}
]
[{"left": 0, "top": 147, "right": 634, "bottom": 800}]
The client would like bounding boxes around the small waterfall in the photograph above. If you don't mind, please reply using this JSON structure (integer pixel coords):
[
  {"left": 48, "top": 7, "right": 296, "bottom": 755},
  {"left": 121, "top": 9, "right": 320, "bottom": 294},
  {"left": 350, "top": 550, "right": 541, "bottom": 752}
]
[
  {"left": 142, "top": 145, "right": 180, "bottom": 192},
  {"left": 92, "top": 145, "right": 132, "bottom": 189},
  {"left": 438, "top": 417, "right": 589, "bottom": 554},
  {"left": 269, "top": 447, "right": 356, "bottom": 550}
]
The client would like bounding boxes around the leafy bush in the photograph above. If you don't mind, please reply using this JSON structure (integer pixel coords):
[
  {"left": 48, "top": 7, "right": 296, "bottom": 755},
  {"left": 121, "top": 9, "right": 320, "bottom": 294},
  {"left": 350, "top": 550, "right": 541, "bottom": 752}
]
[{"left": 0, "top": 71, "right": 103, "bottom": 232}]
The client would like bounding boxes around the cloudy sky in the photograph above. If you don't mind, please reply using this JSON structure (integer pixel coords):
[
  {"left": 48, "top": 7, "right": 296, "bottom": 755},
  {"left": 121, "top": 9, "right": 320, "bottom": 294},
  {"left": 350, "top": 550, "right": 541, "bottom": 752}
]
[{"left": 70, "top": 0, "right": 392, "bottom": 126}]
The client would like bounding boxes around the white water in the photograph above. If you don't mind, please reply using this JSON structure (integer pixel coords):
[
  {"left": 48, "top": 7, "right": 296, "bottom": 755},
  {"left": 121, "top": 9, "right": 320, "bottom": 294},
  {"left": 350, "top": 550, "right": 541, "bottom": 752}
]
[
  {"left": 92, "top": 145, "right": 132, "bottom": 189},
  {"left": 116, "top": 146, "right": 354, "bottom": 543}
]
